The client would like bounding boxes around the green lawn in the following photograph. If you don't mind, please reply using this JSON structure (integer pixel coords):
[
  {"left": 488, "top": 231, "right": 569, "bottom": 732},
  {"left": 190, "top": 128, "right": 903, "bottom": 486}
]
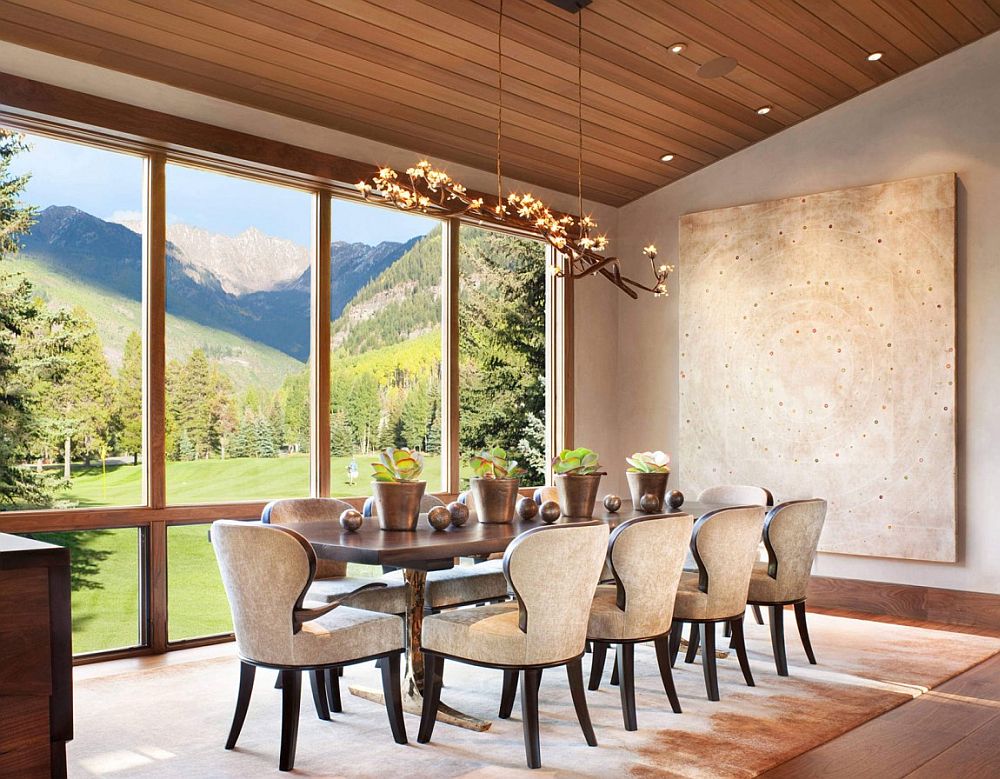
[{"left": 42, "top": 454, "right": 442, "bottom": 653}]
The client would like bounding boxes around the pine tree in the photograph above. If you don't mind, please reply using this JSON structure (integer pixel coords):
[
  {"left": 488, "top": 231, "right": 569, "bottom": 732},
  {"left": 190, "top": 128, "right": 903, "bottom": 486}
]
[
  {"left": 177, "top": 430, "right": 196, "bottom": 461},
  {"left": 400, "top": 381, "right": 430, "bottom": 450},
  {"left": 329, "top": 410, "right": 354, "bottom": 457},
  {"left": 209, "top": 367, "right": 237, "bottom": 459},
  {"left": 175, "top": 349, "right": 213, "bottom": 458},
  {"left": 348, "top": 373, "right": 380, "bottom": 452},
  {"left": 253, "top": 414, "right": 277, "bottom": 458},
  {"left": 115, "top": 330, "right": 142, "bottom": 465},
  {"left": 425, "top": 378, "right": 442, "bottom": 454}
]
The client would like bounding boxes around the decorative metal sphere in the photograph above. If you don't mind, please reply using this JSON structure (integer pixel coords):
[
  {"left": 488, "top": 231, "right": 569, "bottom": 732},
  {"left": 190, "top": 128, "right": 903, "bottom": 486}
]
[
  {"left": 339, "top": 508, "right": 363, "bottom": 532},
  {"left": 539, "top": 500, "right": 561, "bottom": 524},
  {"left": 516, "top": 496, "right": 539, "bottom": 521},
  {"left": 427, "top": 506, "right": 452, "bottom": 531},
  {"left": 603, "top": 494, "right": 622, "bottom": 513},
  {"left": 446, "top": 501, "right": 470, "bottom": 527},
  {"left": 639, "top": 492, "right": 663, "bottom": 513},
  {"left": 667, "top": 490, "right": 685, "bottom": 510}
]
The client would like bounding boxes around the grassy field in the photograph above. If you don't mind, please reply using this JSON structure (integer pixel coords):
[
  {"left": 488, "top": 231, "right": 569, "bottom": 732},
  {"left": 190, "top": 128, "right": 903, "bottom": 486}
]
[{"left": 38, "top": 453, "right": 441, "bottom": 653}]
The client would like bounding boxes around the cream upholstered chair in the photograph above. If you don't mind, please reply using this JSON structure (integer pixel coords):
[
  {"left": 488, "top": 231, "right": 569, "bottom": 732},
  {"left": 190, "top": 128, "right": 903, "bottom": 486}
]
[
  {"left": 696, "top": 485, "right": 773, "bottom": 628},
  {"left": 211, "top": 521, "right": 406, "bottom": 771},
  {"left": 418, "top": 522, "right": 609, "bottom": 770},
  {"left": 263, "top": 498, "right": 408, "bottom": 713},
  {"left": 747, "top": 499, "right": 827, "bottom": 676},
  {"left": 586, "top": 514, "right": 693, "bottom": 730},
  {"left": 364, "top": 494, "right": 511, "bottom": 611},
  {"left": 670, "top": 506, "right": 766, "bottom": 701}
]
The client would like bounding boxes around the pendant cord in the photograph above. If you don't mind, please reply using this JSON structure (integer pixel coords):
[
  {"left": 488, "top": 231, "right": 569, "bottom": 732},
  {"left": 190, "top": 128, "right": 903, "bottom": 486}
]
[
  {"left": 497, "top": 0, "right": 504, "bottom": 209},
  {"left": 577, "top": 8, "right": 583, "bottom": 223}
]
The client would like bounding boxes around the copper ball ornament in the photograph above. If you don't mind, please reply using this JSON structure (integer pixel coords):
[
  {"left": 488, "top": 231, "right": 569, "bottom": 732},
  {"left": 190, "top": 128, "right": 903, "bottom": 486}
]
[
  {"left": 516, "top": 496, "right": 539, "bottom": 521},
  {"left": 427, "top": 505, "right": 452, "bottom": 530},
  {"left": 339, "top": 508, "right": 363, "bottom": 532},
  {"left": 539, "top": 500, "right": 561, "bottom": 524},
  {"left": 667, "top": 490, "right": 685, "bottom": 510},
  {"left": 603, "top": 494, "right": 622, "bottom": 513},
  {"left": 639, "top": 492, "right": 663, "bottom": 513},
  {"left": 446, "top": 501, "right": 470, "bottom": 527}
]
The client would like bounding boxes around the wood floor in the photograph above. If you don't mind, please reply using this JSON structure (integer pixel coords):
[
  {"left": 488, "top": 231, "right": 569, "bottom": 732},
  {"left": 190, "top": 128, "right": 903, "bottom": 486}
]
[{"left": 761, "top": 608, "right": 1000, "bottom": 778}]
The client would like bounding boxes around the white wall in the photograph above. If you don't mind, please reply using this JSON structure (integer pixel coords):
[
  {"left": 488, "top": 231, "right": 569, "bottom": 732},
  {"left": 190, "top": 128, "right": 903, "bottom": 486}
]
[
  {"left": 616, "top": 32, "right": 1000, "bottom": 594},
  {"left": 0, "top": 42, "right": 620, "bottom": 467}
]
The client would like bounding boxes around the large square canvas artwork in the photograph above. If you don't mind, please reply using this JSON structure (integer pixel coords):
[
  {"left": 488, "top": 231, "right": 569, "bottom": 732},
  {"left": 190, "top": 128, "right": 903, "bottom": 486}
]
[{"left": 678, "top": 174, "right": 956, "bottom": 561}]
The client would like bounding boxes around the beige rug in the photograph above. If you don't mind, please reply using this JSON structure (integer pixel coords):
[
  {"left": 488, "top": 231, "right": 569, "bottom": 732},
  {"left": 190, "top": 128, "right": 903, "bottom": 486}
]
[{"left": 67, "top": 613, "right": 1000, "bottom": 778}]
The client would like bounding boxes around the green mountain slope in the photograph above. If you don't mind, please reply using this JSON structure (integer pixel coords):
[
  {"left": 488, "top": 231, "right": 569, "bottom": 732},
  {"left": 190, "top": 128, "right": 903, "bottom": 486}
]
[{"left": 13, "top": 256, "right": 303, "bottom": 393}]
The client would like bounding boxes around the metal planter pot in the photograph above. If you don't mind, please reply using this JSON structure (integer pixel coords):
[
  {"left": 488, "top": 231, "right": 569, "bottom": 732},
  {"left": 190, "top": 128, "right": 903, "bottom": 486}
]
[
  {"left": 555, "top": 472, "right": 604, "bottom": 518},
  {"left": 470, "top": 477, "right": 520, "bottom": 524},
  {"left": 627, "top": 471, "right": 670, "bottom": 511},
  {"left": 372, "top": 480, "right": 426, "bottom": 531}
]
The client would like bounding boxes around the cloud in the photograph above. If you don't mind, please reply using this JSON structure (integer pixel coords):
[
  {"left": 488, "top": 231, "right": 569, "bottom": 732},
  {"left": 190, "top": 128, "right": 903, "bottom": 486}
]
[{"left": 107, "top": 209, "right": 143, "bottom": 225}]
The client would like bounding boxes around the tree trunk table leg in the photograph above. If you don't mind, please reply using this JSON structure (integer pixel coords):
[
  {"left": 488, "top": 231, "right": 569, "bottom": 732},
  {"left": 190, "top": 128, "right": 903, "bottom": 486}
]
[{"left": 349, "top": 567, "right": 491, "bottom": 732}]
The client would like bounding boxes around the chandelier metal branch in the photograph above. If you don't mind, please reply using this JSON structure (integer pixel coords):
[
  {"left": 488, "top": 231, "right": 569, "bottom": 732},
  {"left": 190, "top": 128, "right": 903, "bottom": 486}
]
[{"left": 356, "top": 0, "right": 673, "bottom": 299}]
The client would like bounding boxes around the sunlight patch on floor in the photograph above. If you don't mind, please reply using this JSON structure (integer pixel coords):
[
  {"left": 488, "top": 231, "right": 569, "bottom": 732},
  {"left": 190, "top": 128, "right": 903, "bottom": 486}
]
[{"left": 77, "top": 746, "right": 176, "bottom": 775}]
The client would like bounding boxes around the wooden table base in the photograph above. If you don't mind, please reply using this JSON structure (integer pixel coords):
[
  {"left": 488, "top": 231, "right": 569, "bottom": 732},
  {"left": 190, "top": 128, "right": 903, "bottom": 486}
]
[{"left": 349, "top": 567, "right": 492, "bottom": 732}]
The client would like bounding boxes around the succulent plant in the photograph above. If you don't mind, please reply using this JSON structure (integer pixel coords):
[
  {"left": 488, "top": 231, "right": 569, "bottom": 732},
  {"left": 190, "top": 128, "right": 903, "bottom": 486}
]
[
  {"left": 626, "top": 450, "right": 671, "bottom": 473},
  {"left": 551, "top": 447, "right": 603, "bottom": 476},
  {"left": 371, "top": 447, "right": 425, "bottom": 482},
  {"left": 469, "top": 446, "right": 526, "bottom": 480}
]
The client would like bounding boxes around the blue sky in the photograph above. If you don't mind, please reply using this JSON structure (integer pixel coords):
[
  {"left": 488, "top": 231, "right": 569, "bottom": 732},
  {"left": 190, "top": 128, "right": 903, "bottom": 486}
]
[{"left": 12, "top": 131, "right": 437, "bottom": 246}]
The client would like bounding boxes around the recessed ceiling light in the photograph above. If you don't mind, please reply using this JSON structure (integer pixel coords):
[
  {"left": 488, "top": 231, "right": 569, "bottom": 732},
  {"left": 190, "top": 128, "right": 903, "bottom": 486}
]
[
  {"left": 660, "top": 153, "right": 675, "bottom": 162},
  {"left": 669, "top": 43, "right": 686, "bottom": 54},
  {"left": 756, "top": 105, "right": 772, "bottom": 115},
  {"left": 867, "top": 51, "right": 883, "bottom": 61}
]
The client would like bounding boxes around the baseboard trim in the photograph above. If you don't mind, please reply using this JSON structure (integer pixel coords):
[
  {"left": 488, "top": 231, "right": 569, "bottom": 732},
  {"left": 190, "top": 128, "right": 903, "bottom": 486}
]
[{"left": 807, "top": 576, "right": 1000, "bottom": 631}]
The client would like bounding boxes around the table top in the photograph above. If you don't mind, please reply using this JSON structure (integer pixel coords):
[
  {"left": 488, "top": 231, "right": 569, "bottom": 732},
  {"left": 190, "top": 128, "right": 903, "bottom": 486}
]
[{"left": 280, "top": 499, "right": 736, "bottom": 568}]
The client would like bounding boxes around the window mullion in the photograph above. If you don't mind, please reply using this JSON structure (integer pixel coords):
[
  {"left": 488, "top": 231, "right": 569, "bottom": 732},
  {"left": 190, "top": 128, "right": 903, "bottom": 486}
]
[
  {"left": 311, "top": 190, "right": 332, "bottom": 497},
  {"left": 442, "top": 218, "right": 461, "bottom": 494}
]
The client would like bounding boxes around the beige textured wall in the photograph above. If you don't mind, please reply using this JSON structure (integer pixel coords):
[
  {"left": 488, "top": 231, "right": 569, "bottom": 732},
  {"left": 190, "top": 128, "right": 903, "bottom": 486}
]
[
  {"left": 616, "top": 32, "right": 1000, "bottom": 593},
  {"left": 0, "top": 43, "right": 620, "bottom": 477}
]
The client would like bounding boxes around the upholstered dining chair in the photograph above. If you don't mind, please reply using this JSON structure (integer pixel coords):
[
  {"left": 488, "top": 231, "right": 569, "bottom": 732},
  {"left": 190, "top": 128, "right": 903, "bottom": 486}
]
[
  {"left": 696, "top": 485, "right": 774, "bottom": 628},
  {"left": 364, "top": 493, "right": 511, "bottom": 611},
  {"left": 418, "top": 522, "right": 609, "bottom": 770},
  {"left": 586, "top": 514, "right": 693, "bottom": 730},
  {"left": 211, "top": 520, "right": 407, "bottom": 772},
  {"left": 670, "top": 505, "right": 767, "bottom": 701},
  {"left": 746, "top": 499, "right": 827, "bottom": 676}
]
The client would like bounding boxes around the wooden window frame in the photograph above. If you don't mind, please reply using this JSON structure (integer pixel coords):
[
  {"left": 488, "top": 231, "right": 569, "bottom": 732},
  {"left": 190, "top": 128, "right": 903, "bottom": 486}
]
[{"left": 0, "top": 78, "right": 574, "bottom": 662}]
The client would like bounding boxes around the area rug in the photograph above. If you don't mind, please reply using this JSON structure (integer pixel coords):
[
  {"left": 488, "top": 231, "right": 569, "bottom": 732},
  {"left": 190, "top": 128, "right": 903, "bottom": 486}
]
[{"left": 67, "top": 613, "right": 1000, "bottom": 778}]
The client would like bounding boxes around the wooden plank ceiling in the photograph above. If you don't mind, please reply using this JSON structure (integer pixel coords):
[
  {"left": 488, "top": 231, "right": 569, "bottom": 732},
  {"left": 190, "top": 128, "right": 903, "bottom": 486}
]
[{"left": 0, "top": 0, "right": 997, "bottom": 206}]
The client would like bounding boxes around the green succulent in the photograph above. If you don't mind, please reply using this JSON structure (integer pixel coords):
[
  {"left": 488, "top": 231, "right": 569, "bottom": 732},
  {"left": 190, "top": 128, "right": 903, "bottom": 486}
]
[
  {"left": 371, "top": 447, "right": 425, "bottom": 482},
  {"left": 469, "top": 446, "right": 526, "bottom": 480},
  {"left": 625, "top": 450, "right": 671, "bottom": 473},
  {"left": 551, "top": 447, "right": 603, "bottom": 476}
]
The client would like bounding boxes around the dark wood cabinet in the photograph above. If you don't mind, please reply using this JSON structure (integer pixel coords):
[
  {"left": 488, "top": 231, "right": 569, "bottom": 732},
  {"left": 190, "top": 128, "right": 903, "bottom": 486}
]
[{"left": 0, "top": 534, "right": 73, "bottom": 778}]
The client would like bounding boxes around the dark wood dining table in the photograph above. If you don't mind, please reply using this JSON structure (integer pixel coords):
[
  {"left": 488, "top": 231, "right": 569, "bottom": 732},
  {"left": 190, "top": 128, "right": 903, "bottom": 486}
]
[{"left": 279, "top": 499, "right": 735, "bottom": 731}]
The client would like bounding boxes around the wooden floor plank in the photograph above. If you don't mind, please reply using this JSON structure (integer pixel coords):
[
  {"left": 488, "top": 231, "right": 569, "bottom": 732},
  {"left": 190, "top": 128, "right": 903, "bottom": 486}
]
[{"left": 905, "top": 714, "right": 1000, "bottom": 777}]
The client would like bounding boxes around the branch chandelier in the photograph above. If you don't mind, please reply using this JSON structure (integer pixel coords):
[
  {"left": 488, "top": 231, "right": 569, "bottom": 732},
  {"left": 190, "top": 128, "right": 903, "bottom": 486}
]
[{"left": 357, "top": 0, "right": 673, "bottom": 299}]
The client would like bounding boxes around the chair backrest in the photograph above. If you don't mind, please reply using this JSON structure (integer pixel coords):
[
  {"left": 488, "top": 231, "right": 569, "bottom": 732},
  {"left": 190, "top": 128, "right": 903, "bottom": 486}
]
[
  {"left": 608, "top": 514, "right": 693, "bottom": 638},
  {"left": 503, "top": 521, "right": 609, "bottom": 665},
  {"left": 762, "top": 499, "right": 827, "bottom": 601},
  {"left": 690, "top": 506, "right": 767, "bottom": 620},
  {"left": 262, "top": 498, "right": 354, "bottom": 579},
  {"left": 362, "top": 493, "right": 445, "bottom": 517},
  {"left": 212, "top": 520, "right": 313, "bottom": 666},
  {"left": 697, "top": 485, "right": 774, "bottom": 506}
]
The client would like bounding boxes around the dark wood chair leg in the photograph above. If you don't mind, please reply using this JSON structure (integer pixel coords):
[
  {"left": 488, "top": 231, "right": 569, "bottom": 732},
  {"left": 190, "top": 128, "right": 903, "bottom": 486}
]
[
  {"left": 610, "top": 650, "right": 620, "bottom": 686},
  {"left": 669, "top": 621, "right": 683, "bottom": 667},
  {"left": 702, "top": 624, "right": 720, "bottom": 701},
  {"left": 752, "top": 604, "right": 765, "bottom": 625},
  {"left": 588, "top": 641, "right": 608, "bottom": 691},
  {"left": 225, "top": 661, "right": 256, "bottom": 749},
  {"left": 274, "top": 672, "right": 282, "bottom": 689},
  {"left": 770, "top": 604, "right": 789, "bottom": 676},
  {"left": 794, "top": 601, "right": 817, "bottom": 664},
  {"left": 685, "top": 622, "right": 701, "bottom": 663},
  {"left": 309, "top": 669, "right": 330, "bottom": 721},
  {"left": 653, "top": 636, "right": 682, "bottom": 714},
  {"left": 326, "top": 668, "right": 342, "bottom": 712},
  {"left": 617, "top": 642, "right": 638, "bottom": 731},
  {"left": 566, "top": 658, "right": 597, "bottom": 746},
  {"left": 278, "top": 669, "right": 301, "bottom": 772},
  {"left": 723, "top": 621, "right": 732, "bottom": 639},
  {"left": 730, "top": 618, "right": 755, "bottom": 687},
  {"left": 380, "top": 652, "right": 407, "bottom": 744},
  {"left": 499, "top": 669, "right": 518, "bottom": 719},
  {"left": 536, "top": 667, "right": 543, "bottom": 693},
  {"left": 521, "top": 668, "right": 542, "bottom": 769},
  {"left": 417, "top": 654, "right": 444, "bottom": 744}
]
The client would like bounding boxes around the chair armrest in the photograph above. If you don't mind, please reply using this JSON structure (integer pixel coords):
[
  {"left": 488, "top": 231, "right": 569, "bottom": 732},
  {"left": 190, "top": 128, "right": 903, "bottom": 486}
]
[{"left": 292, "top": 582, "right": 388, "bottom": 633}]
